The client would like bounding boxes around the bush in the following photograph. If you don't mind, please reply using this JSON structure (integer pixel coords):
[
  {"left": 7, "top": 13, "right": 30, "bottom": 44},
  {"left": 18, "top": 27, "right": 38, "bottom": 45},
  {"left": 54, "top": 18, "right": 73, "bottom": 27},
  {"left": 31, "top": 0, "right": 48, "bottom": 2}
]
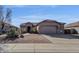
[
  {"left": 20, "top": 34, "right": 24, "bottom": 38},
  {"left": 7, "top": 29, "right": 19, "bottom": 38},
  {"left": 31, "top": 29, "right": 37, "bottom": 33}
]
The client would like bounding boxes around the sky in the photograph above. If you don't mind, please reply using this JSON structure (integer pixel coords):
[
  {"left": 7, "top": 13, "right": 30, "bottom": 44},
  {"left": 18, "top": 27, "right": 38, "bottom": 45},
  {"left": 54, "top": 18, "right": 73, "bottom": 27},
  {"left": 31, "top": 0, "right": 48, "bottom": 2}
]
[{"left": 4, "top": 5, "right": 79, "bottom": 27}]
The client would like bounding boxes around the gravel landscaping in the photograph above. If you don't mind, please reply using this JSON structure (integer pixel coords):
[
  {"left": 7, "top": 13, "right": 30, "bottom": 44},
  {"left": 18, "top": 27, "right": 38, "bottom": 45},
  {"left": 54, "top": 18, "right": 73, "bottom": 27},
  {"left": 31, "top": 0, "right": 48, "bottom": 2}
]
[{"left": 0, "top": 34, "right": 52, "bottom": 43}]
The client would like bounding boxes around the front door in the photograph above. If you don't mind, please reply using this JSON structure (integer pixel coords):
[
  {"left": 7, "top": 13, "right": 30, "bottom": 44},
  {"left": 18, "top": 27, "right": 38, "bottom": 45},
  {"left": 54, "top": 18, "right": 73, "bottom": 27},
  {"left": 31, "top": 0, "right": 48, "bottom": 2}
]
[{"left": 27, "top": 26, "right": 31, "bottom": 33}]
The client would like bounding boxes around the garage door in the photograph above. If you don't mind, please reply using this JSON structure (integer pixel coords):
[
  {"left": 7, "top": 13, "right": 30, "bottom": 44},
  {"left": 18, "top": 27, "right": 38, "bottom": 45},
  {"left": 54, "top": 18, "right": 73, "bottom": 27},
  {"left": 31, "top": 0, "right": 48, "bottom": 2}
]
[{"left": 39, "top": 25, "right": 57, "bottom": 34}]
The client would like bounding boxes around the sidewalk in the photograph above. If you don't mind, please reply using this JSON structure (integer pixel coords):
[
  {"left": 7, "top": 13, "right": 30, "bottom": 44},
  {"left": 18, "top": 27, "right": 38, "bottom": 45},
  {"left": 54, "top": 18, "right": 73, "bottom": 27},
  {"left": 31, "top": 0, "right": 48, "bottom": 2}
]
[{"left": 1, "top": 43, "right": 79, "bottom": 53}]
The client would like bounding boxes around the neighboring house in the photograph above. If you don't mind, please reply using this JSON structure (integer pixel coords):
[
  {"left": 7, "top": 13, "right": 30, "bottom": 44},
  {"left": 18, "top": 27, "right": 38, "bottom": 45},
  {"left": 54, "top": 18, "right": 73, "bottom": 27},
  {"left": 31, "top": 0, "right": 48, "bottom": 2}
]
[
  {"left": 64, "top": 21, "right": 79, "bottom": 34},
  {"left": 0, "top": 21, "right": 19, "bottom": 34},
  {"left": 0, "top": 22, "right": 10, "bottom": 33},
  {"left": 20, "top": 19, "right": 65, "bottom": 34}
]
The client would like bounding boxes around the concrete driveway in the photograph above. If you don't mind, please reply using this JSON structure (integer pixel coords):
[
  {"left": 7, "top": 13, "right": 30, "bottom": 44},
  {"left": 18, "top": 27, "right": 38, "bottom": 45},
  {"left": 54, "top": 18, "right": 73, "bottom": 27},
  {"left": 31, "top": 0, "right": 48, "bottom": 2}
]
[
  {"left": 3, "top": 33, "right": 51, "bottom": 43},
  {"left": 0, "top": 33, "right": 79, "bottom": 53}
]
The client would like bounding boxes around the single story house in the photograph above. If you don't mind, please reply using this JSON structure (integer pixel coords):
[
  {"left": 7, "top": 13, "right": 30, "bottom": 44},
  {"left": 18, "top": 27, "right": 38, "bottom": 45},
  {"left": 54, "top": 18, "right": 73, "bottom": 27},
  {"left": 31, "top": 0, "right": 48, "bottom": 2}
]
[
  {"left": 64, "top": 21, "right": 79, "bottom": 34},
  {"left": 20, "top": 19, "right": 65, "bottom": 34},
  {"left": 0, "top": 21, "right": 19, "bottom": 34}
]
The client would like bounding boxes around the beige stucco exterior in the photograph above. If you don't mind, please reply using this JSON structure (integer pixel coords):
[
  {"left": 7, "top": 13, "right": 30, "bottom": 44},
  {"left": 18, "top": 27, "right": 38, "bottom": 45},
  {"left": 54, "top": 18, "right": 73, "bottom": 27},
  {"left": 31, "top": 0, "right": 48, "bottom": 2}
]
[
  {"left": 37, "top": 20, "right": 64, "bottom": 34},
  {"left": 65, "top": 21, "right": 79, "bottom": 34},
  {"left": 20, "top": 20, "right": 65, "bottom": 34},
  {"left": 20, "top": 22, "right": 33, "bottom": 33}
]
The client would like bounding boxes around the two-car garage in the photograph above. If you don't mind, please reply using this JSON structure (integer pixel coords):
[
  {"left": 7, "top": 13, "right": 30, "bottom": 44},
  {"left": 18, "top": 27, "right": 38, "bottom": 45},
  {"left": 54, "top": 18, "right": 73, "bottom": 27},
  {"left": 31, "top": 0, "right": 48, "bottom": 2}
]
[
  {"left": 38, "top": 25, "right": 57, "bottom": 34},
  {"left": 37, "top": 20, "right": 65, "bottom": 34}
]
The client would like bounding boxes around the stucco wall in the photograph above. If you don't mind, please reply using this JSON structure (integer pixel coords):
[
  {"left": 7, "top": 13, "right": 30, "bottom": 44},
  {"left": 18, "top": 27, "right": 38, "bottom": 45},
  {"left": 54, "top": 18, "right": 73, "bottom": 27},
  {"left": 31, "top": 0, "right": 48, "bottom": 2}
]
[
  {"left": 37, "top": 21, "right": 64, "bottom": 34},
  {"left": 74, "top": 27, "right": 79, "bottom": 33},
  {"left": 20, "top": 23, "right": 33, "bottom": 33},
  {"left": 20, "top": 20, "right": 64, "bottom": 34}
]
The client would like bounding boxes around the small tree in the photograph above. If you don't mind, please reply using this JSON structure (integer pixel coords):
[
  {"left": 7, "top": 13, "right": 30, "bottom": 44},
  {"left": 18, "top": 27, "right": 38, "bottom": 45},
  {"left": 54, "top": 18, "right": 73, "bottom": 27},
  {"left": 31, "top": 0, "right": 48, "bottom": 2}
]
[
  {"left": 0, "top": 5, "right": 4, "bottom": 30},
  {"left": 5, "top": 8, "right": 12, "bottom": 25},
  {"left": 0, "top": 5, "right": 12, "bottom": 34},
  {"left": 7, "top": 28, "right": 18, "bottom": 38}
]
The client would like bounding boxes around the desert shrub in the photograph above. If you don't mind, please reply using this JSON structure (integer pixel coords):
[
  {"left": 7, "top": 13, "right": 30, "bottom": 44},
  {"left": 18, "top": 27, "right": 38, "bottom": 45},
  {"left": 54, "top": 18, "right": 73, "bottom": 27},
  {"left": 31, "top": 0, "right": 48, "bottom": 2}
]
[
  {"left": 20, "top": 34, "right": 24, "bottom": 38},
  {"left": 7, "top": 28, "right": 19, "bottom": 38},
  {"left": 31, "top": 28, "right": 37, "bottom": 33}
]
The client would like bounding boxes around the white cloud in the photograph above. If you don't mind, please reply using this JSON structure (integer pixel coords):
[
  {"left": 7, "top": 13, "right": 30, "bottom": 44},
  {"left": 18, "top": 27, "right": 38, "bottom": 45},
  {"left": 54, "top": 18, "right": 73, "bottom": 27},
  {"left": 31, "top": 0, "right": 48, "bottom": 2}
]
[
  {"left": 18, "top": 15, "right": 79, "bottom": 22},
  {"left": 12, "top": 15, "right": 79, "bottom": 27}
]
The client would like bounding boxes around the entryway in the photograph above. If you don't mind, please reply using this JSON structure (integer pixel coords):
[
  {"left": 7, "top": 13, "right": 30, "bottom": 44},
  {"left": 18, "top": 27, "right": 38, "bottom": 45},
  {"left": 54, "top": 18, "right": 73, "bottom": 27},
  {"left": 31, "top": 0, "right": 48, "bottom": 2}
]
[{"left": 27, "top": 26, "right": 31, "bottom": 33}]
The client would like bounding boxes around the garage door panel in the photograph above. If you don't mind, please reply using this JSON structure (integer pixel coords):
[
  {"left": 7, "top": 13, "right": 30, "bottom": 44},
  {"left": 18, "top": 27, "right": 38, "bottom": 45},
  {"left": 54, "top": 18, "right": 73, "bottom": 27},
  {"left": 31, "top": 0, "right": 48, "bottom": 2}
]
[{"left": 39, "top": 25, "right": 57, "bottom": 34}]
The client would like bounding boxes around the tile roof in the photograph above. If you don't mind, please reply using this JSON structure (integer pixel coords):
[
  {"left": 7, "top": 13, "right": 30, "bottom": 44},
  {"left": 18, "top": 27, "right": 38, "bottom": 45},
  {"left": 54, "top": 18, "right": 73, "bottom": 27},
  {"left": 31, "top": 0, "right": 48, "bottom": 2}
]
[
  {"left": 20, "top": 19, "right": 65, "bottom": 27},
  {"left": 65, "top": 21, "right": 79, "bottom": 28}
]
